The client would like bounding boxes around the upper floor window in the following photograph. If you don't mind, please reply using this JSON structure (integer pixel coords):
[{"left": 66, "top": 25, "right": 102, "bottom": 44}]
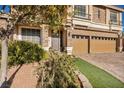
[
  {"left": 110, "top": 11, "right": 118, "bottom": 24},
  {"left": 96, "top": 9, "right": 100, "bottom": 18},
  {"left": 74, "top": 5, "right": 86, "bottom": 17}
]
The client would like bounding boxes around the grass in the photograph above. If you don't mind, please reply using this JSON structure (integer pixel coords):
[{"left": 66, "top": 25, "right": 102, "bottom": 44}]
[{"left": 75, "top": 58, "right": 124, "bottom": 88}]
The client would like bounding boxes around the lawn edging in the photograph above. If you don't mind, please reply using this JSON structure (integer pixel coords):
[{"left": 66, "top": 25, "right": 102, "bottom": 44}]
[{"left": 75, "top": 71, "right": 92, "bottom": 88}]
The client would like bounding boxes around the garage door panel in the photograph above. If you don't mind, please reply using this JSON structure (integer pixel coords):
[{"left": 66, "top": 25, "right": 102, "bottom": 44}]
[
  {"left": 72, "top": 34, "right": 117, "bottom": 55},
  {"left": 108, "top": 40, "right": 116, "bottom": 52},
  {"left": 72, "top": 36, "right": 89, "bottom": 56},
  {"left": 90, "top": 38, "right": 116, "bottom": 53}
]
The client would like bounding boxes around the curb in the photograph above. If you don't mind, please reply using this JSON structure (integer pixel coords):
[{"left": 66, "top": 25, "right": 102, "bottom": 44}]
[{"left": 75, "top": 71, "right": 92, "bottom": 88}]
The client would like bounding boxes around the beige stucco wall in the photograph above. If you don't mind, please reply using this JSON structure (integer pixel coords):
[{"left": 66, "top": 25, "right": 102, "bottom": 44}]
[
  {"left": 71, "top": 29, "right": 118, "bottom": 38},
  {"left": 67, "top": 5, "right": 123, "bottom": 33},
  {"left": 92, "top": 5, "right": 106, "bottom": 24}
]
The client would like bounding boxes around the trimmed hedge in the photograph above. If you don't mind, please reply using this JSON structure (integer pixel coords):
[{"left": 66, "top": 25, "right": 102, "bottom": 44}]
[{"left": 0, "top": 40, "right": 44, "bottom": 67}]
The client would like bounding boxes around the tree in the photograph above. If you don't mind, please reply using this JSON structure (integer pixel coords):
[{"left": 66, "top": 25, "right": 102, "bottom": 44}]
[{"left": 0, "top": 5, "right": 69, "bottom": 87}]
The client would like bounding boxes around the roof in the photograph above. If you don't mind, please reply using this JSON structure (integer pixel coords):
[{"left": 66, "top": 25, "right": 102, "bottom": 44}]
[{"left": 103, "top": 5, "right": 124, "bottom": 12}]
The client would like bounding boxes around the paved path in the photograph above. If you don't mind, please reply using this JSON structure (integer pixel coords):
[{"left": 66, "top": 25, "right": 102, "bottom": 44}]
[
  {"left": 7, "top": 63, "right": 38, "bottom": 88},
  {"left": 80, "top": 53, "right": 124, "bottom": 83}
]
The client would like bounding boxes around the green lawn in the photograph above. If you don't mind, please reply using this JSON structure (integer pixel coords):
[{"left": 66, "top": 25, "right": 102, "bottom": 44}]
[{"left": 75, "top": 58, "right": 124, "bottom": 88}]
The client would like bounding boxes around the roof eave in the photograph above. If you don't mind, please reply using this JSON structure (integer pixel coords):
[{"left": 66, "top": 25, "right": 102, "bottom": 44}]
[{"left": 103, "top": 5, "right": 124, "bottom": 12}]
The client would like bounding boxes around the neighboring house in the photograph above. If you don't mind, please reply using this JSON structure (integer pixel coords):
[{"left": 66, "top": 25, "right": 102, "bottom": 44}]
[
  {"left": 0, "top": 5, "right": 124, "bottom": 56},
  {"left": 122, "top": 32, "right": 124, "bottom": 51}
]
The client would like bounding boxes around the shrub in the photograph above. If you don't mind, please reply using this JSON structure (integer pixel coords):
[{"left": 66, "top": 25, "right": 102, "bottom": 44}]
[
  {"left": 36, "top": 49, "right": 81, "bottom": 88},
  {"left": 7, "top": 40, "right": 44, "bottom": 67}
]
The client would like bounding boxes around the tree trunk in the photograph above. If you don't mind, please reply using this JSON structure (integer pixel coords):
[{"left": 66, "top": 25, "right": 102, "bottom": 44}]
[{"left": 0, "top": 37, "right": 8, "bottom": 87}]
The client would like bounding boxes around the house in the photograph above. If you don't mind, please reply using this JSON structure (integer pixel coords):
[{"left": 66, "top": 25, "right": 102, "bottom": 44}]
[
  {"left": 122, "top": 38, "right": 124, "bottom": 51},
  {"left": 122, "top": 32, "right": 124, "bottom": 51},
  {"left": 65, "top": 5, "right": 124, "bottom": 55},
  {"left": 0, "top": 5, "right": 124, "bottom": 56}
]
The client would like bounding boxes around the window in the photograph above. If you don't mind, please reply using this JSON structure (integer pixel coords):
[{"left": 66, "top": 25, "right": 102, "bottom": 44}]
[
  {"left": 81, "top": 36, "right": 84, "bottom": 39},
  {"left": 96, "top": 9, "right": 101, "bottom": 18},
  {"left": 102, "top": 37, "right": 104, "bottom": 40},
  {"left": 74, "top": 5, "right": 86, "bottom": 17},
  {"left": 76, "top": 35, "right": 80, "bottom": 39},
  {"left": 21, "top": 28, "right": 41, "bottom": 44},
  {"left": 95, "top": 37, "right": 98, "bottom": 39},
  {"left": 91, "top": 36, "right": 94, "bottom": 39},
  {"left": 110, "top": 11, "right": 117, "bottom": 24},
  {"left": 85, "top": 36, "right": 89, "bottom": 39},
  {"left": 72, "top": 35, "right": 76, "bottom": 39},
  {"left": 98, "top": 37, "right": 101, "bottom": 40},
  {"left": 105, "top": 37, "right": 107, "bottom": 40},
  {"left": 72, "top": 34, "right": 89, "bottom": 39}
]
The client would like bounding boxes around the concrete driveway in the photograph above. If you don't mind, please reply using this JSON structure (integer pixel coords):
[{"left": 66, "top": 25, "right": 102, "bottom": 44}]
[{"left": 80, "top": 53, "right": 124, "bottom": 83}]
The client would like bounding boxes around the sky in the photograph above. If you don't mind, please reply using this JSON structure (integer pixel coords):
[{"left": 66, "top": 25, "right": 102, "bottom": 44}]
[
  {"left": 0, "top": 5, "right": 10, "bottom": 13},
  {"left": 0, "top": 5, "right": 124, "bottom": 31}
]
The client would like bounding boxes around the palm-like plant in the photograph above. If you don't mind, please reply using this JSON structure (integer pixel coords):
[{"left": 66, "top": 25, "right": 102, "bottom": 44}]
[{"left": 36, "top": 49, "right": 81, "bottom": 88}]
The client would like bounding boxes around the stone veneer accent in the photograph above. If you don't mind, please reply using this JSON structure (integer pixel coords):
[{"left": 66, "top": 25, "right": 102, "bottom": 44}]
[{"left": 42, "top": 25, "right": 49, "bottom": 51}]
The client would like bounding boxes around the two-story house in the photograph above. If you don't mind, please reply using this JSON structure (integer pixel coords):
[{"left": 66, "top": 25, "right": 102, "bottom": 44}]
[
  {"left": 65, "top": 5, "right": 124, "bottom": 56},
  {"left": 1, "top": 5, "right": 123, "bottom": 56}
]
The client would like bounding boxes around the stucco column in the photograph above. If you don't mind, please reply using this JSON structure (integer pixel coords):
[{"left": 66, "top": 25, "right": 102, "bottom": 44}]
[
  {"left": 66, "top": 6, "right": 74, "bottom": 55},
  {"left": 66, "top": 27, "right": 73, "bottom": 55},
  {"left": 88, "top": 36, "right": 92, "bottom": 53},
  {"left": 119, "top": 12, "right": 122, "bottom": 26},
  {"left": 119, "top": 39, "right": 123, "bottom": 52},
  {"left": 118, "top": 31, "right": 123, "bottom": 52},
  {"left": 41, "top": 24, "right": 49, "bottom": 51},
  {"left": 89, "top": 5, "right": 93, "bottom": 22},
  {"left": 106, "top": 8, "right": 110, "bottom": 25}
]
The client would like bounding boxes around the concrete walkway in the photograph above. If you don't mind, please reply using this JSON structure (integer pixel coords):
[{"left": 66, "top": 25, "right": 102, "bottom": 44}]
[
  {"left": 7, "top": 63, "right": 38, "bottom": 88},
  {"left": 80, "top": 53, "right": 124, "bottom": 83}
]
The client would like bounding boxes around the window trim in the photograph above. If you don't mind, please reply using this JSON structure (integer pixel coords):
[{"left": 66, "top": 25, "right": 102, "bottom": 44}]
[
  {"left": 110, "top": 11, "right": 118, "bottom": 25},
  {"left": 74, "top": 5, "right": 89, "bottom": 19},
  {"left": 18, "top": 26, "right": 42, "bottom": 44},
  {"left": 96, "top": 9, "right": 101, "bottom": 18}
]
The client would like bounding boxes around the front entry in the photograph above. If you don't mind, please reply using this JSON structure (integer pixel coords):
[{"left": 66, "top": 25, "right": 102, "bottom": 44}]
[{"left": 51, "top": 31, "right": 64, "bottom": 51}]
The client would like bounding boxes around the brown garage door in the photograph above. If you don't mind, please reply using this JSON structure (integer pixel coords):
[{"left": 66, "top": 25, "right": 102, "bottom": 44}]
[
  {"left": 90, "top": 36, "right": 117, "bottom": 53},
  {"left": 72, "top": 35, "right": 89, "bottom": 56}
]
